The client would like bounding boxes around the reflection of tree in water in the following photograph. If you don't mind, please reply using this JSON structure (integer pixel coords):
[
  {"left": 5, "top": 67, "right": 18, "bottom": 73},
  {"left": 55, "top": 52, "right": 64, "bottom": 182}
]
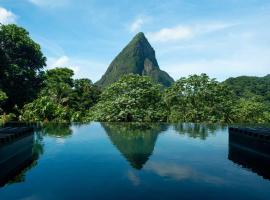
[
  {"left": 174, "top": 123, "right": 226, "bottom": 140},
  {"left": 1, "top": 123, "right": 74, "bottom": 187},
  {"left": 39, "top": 123, "right": 72, "bottom": 138},
  {"left": 1, "top": 131, "right": 44, "bottom": 187},
  {"left": 4, "top": 123, "right": 74, "bottom": 186},
  {"left": 102, "top": 123, "right": 167, "bottom": 170}
]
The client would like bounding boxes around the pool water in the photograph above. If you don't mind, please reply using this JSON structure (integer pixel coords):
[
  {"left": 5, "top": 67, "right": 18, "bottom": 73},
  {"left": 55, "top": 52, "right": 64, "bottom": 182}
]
[{"left": 0, "top": 123, "right": 269, "bottom": 200}]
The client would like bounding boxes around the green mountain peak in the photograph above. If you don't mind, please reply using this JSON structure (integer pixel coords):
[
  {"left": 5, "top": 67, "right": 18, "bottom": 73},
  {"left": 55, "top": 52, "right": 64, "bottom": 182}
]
[{"left": 96, "top": 32, "right": 174, "bottom": 88}]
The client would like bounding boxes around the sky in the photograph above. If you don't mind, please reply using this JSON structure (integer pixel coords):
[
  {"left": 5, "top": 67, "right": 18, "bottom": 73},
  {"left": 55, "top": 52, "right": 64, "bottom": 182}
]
[{"left": 0, "top": 0, "right": 269, "bottom": 81}]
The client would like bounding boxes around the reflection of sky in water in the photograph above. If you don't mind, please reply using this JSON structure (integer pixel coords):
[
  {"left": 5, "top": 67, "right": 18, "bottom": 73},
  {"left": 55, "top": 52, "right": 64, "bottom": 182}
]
[
  {"left": 144, "top": 161, "right": 225, "bottom": 185},
  {"left": 0, "top": 123, "right": 269, "bottom": 200}
]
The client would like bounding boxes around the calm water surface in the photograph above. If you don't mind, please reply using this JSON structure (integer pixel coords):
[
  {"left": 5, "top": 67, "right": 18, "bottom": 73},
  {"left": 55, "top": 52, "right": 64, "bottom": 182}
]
[{"left": 0, "top": 123, "right": 269, "bottom": 200}]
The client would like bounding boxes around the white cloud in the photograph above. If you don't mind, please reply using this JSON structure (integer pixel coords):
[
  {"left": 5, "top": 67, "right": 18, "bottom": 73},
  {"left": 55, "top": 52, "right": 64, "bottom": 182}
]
[
  {"left": 147, "top": 23, "right": 236, "bottom": 43},
  {"left": 127, "top": 170, "right": 140, "bottom": 186},
  {"left": 145, "top": 161, "right": 224, "bottom": 184},
  {"left": 33, "top": 35, "right": 107, "bottom": 82},
  {"left": 28, "top": 0, "right": 70, "bottom": 8},
  {"left": 47, "top": 55, "right": 107, "bottom": 82},
  {"left": 147, "top": 26, "right": 193, "bottom": 43},
  {"left": 48, "top": 55, "right": 80, "bottom": 74},
  {"left": 50, "top": 55, "right": 70, "bottom": 67},
  {"left": 129, "top": 17, "right": 145, "bottom": 33},
  {"left": 0, "top": 7, "right": 17, "bottom": 24},
  {"left": 56, "top": 138, "right": 65, "bottom": 144},
  {"left": 196, "top": 23, "right": 237, "bottom": 34},
  {"left": 161, "top": 56, "right": 270, "bottom": 81},
  {"left": 157, "top": 27, "right": 270, "bottom": 81},
  {"left": 146, "top": 161, "right": 195, "bottom": 180}
]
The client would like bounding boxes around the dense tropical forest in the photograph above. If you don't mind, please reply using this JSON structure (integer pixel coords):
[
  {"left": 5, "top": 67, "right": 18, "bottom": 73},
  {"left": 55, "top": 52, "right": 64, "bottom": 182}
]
[{"left": 0, "top": 24, "right": 269, "bottom": 124}]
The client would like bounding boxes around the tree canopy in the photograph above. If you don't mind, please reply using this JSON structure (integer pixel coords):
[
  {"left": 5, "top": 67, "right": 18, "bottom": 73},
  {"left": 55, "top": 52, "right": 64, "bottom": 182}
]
[
  {"left": 89, "top": 74, "right": 166, "bottom": 122},
  {"left": 70, "top": 79, "right": 101, "bottom": 111},
  {"left": 224, "top": 75, "right": 270, "bottom": 102},
  {"left": 0, "top": 24, "right": 46, "bottom": 110},
  {"left": 164, "top": 74, "right": 235, "bottom": 123},
  {"left": 21, "top": 68, "right": 100, "bottom": 122},
  {"left": 231, "top": 97, "right": 270, "bottom": 124}
]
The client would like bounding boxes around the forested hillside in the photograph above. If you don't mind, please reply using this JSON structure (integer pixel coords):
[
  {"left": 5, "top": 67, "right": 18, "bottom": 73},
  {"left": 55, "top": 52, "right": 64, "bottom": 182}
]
[{"left": 224, "top": 75, "right": 270, "bottom": 102}]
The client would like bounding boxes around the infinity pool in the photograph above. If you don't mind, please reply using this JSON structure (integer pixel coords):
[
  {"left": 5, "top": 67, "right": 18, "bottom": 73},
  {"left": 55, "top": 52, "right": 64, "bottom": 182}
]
[{"left": 0, "top": 123, "right": 269, "bottom": 200}]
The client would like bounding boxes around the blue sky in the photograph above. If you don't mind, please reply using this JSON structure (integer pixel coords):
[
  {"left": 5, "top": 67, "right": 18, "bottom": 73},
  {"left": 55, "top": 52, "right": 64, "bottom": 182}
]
[{"left": 0, "top": 0, "right": 269, "bottom": 81}]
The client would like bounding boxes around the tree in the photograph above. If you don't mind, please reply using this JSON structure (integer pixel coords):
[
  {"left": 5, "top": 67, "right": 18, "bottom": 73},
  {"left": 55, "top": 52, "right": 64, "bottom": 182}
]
[
  {"left": 224, "top": 75, "right": 270, "bottom": 102},
  {"left": 0, "top": 24, "right": 46, "bottom": 110},
  {"left": 88, "top": 74, "right": 166, "bottom": 122},
  {"left": 41, "top": 68, "right": 74, "bottom": 105},
  {"left": 68, "top": 78, "right": 101, "bottom": 121},
  {"left": 0, "top": 90, "right": 7, "bottom": 105},
  {"left": 231, "top": 97, "right": 270, "bottom": 123},
  {"left": 21, "top": 68, "right": 100, "bottom": 122},
  {"left": 21, "top": 68, "right": 74, "bottom": 122},
  {"left": 0, "top": 89, "right": 16, "bottom": 123},
  {"left": 0, "top": 90, "right": 7, "bottom": 113},
  {"left": 164, "top": 74, "right": 235, "bottom": 123},
  {"left": 21, "top": 96, "right": 70, "bottom": 122},
  {"left": 70, "top": 79, "right": 101, "bottom": 111}
]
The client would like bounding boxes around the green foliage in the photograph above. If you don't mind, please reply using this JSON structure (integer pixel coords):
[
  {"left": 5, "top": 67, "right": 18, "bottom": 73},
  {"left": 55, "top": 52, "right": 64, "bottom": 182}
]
[
  {"left": 224, "top": 75, "right": 270, "bottom": 102},
  {"left": 231, "top": 98, "right": 270, "bottom": 124},
  {"left": 70, "top": 79, "right": 101, "bottom": 111},
  {"left": 96, "top": 32, "right": 174, "bottom": 88},
  {"left": 41, "top": 68, "right": 74, "bottom": 105},
  {"left": 68, "top": 78, "right": 101, "bottom": 122},
  {"left": 224, "top": 75, "right": 270, "bottom": 123},
  {"left": 0, "top": 24, "right": 46, "bottom": 110},
  {"left": 21, "top": 68, "right": 74, "bottom": 122},
  {"left": 21, "top": 96, "right": 70, "bottom": 122},
  {"left": 164, "top": 74, "right": 235, "bottom": 123},
  {"left": 0, "top": 90, "right": 7, "bottom": 103},
  {"left": 89, "top": 74, "right": 166, "bottom": 122},
  {"left": 0, "top": 113, "right": 16, "bottom": 124},
  {"left": 0, "top": 90, "right": 8, "bottom": 112},
  {"left": 44, "top": 68, "right": 74, "bottom": 85},
  {"left": 0, "top": 90, "right": 12, "bottom": 124},
  {"left": 21, "top": 68, "right": 100, "bottom": 122}
]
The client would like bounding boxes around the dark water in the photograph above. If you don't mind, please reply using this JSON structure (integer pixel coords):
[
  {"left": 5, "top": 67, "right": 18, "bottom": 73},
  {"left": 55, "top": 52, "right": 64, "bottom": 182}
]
[{"left": 0, "top": 123, "right": 270, "bottom": 200}]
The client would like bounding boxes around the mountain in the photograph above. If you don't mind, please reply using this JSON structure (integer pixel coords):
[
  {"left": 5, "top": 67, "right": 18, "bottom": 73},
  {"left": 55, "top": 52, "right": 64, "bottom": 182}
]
[{"left": 96, "top": 32, "right": 174, "bottom": 88}]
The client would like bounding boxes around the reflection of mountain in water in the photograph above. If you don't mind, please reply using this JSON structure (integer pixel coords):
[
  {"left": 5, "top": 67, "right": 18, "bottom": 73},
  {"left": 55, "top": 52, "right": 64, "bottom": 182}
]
[
  {"left": 102, "top": 123, "right": 167, "bottom": 170},
  {"left": 0, "top": 131, "right": 43, "bottom": 187},
  {"left": 174, "top": 123, "right": 225, "bottom": 140},
  {"left": 228, "top": 128, "right": 270, "bottom": 180}
]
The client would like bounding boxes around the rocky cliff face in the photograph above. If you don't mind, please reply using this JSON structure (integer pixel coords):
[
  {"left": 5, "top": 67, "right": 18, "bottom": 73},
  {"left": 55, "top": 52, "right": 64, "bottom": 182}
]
[{"left": 96, "top": 32, "right": 174, "bottom": 88}]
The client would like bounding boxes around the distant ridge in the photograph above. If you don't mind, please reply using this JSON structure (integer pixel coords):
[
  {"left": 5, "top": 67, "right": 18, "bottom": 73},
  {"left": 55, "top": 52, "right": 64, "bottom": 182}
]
[
  {"left": 96, "top": 32, "right": 174, "bottom": 88},
  {"left": 224, "top": 74, "right": 270, "bottom": 99}
]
